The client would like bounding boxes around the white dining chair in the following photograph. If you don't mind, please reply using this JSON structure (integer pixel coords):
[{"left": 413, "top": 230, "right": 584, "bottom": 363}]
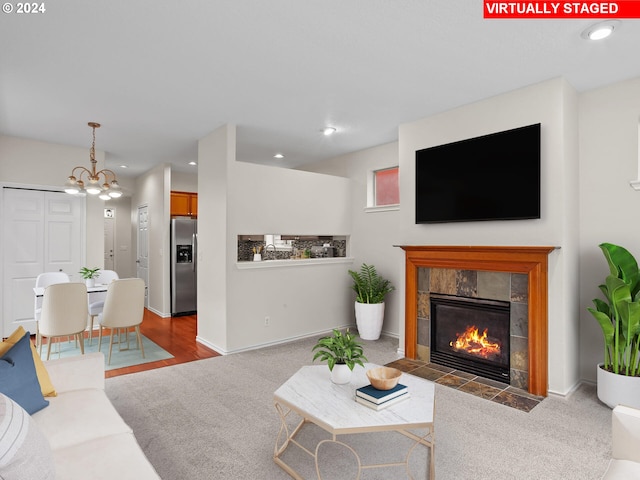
[
  {"left": 34, "top": 271, "right": 70, "bottom": 349},
  {"left": 39, "top": 282, "right": 88, "bottom": 360},
  {"left": 87, "top": 269, "right": 119, "bottom": 345},
  {"left": 97, "top": 278, "right": 146, "bottom": 365}
]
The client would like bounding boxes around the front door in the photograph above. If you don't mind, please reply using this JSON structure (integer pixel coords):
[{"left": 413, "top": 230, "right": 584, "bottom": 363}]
[{"left": 2, "top": 187, "right": 85, "bottom": 337}]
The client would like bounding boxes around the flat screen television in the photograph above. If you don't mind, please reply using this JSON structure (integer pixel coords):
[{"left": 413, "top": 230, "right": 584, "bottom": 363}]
[{"left": 415, "top": 123, "right": 541, "bottom": 224}]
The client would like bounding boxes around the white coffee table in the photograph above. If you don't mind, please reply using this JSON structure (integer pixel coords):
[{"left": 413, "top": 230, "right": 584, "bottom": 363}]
[{"left": 273, "top": 363, "right": 435, "bottom": 479}]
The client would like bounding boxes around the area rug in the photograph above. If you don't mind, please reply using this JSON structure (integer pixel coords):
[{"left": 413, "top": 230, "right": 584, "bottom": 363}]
[{"left": 39, "top": 333, "right": 173, "bottom": 371}]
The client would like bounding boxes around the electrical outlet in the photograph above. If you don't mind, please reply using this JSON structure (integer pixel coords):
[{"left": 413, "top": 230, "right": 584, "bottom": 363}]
[{"left": 264, "top": 316, "right": 270, "bottom": 327}]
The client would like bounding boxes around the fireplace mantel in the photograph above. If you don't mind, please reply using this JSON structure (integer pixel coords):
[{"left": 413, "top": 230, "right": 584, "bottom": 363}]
[{"left": 399, "top": 245, "right": 557, "bottom": 396}]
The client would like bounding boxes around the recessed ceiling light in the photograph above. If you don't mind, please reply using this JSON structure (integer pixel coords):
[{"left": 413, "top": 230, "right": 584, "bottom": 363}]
[
  {"left": 323, "top": 127, "right": 337, "bottom": 136},
  {"left": 119, "top": 165, "right": 128, "bottom": 169},
  {"left": 274, "top": 153, "right": 284, "bottom": 159},
  {"left": 188, "top": 161, "right": 197, "bottom": 166},
  {"left": 581, "top": 20, "right": 620, "bottom": 40}
]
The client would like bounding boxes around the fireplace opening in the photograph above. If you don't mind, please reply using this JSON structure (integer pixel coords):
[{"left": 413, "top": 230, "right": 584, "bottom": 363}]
[{"left": 430, "top": 294, "right": 510, "bottom": 383}]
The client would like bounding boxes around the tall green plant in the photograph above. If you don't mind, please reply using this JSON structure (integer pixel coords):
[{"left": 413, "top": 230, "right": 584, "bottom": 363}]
[
  {"left": 587, "top": 243, "right": 640, "bottom": 376},
  {"left": 348, "top": 263, "right": 394, "bottom": 304}
]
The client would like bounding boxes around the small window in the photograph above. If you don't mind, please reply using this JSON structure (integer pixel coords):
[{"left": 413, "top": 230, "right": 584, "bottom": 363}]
[
  {"left": 264, "top": 234, "right": 293, "bottom": 251},
  {"left": 632, "top": 119, "right": 640, "bottom": 191},
  {"left": 374, "top": 167, "right": 399, "bottom": 206}
]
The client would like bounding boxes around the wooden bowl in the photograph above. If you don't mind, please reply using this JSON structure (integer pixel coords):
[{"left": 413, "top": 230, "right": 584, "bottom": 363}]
[{"left": 366, "top": 367, "right": 402, "bottom": 390}]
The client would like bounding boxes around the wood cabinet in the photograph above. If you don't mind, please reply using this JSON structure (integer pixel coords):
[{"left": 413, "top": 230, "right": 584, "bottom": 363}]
[{"left": 171, "top": 191, "right": 198, "bottom": 217}]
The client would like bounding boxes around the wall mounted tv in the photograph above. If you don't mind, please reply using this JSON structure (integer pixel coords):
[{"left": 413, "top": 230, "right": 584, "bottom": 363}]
[{"left": 415, "top": 123, "right": 541, "bottom": 224}]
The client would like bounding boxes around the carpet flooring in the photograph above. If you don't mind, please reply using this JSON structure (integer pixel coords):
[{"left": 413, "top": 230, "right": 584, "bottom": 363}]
[
  {"left": 105, "top": 335, "right": 612, "bottom": 480},
  {"left": 39, "top": 332, "right": 173, "bottom": 371}
]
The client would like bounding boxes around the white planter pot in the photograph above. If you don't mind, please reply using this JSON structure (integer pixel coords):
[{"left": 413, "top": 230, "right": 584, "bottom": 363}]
[
  {"left": 354, "top": 302, "right": 385, "bottom": 340},
  {"left": 85, "top": 278, "right": 95, "bottom": 288},
  {"left": 597, "top": 363, "right": 640, "bottom": 409},
  {"left": 330, "top": 364, "right": 352, "bottom": 384}
]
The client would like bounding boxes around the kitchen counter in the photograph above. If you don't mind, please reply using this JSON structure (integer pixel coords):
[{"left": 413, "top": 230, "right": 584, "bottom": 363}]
[{"left": 236, "top": 256, "right": 354, "bottom": 269}]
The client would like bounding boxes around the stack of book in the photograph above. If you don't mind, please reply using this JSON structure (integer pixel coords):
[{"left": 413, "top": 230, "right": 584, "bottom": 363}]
[{"left": 355, "top": 383, "right": 409, "bottom": 411}]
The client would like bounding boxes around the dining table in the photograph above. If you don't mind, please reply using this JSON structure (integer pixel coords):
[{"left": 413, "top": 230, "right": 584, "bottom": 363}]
[{"left": 33, "top": 284, "right": 109, "bottom": 297}]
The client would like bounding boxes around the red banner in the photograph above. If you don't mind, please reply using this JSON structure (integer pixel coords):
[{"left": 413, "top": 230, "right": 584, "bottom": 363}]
[{"left": 484, "top": 1, "right": 640, "bottom": 18}]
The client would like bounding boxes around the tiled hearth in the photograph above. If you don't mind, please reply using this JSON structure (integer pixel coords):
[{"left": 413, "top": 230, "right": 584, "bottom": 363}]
[{"left": 385, "top": 357, "right": 543, "bottom": 412}]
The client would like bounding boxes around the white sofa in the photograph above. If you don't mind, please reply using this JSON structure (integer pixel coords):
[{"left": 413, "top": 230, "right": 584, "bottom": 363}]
[
  {"left": 32, "top": 352, "right": 160, "bottom": 480},
  {"left": 602, "top": 405, "right": 640, "bottom": 479}
]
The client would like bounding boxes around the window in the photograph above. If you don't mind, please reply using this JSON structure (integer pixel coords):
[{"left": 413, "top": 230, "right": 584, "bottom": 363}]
[
  {"left": 375, "top": 167, "right": 399, "bottom": 206},
  {"left": 366, "top": 166, "right": 399, "bottom": 212},
  {"left": 264, "top": 234, "right": 293, "bottom": 251},
  {"left": 632, "top": 120, "right": 640, "bottom": 191}
]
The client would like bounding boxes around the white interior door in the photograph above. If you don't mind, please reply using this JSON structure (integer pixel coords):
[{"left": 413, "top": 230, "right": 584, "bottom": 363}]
[
  {"left": 2, "top": 187, "right": 84, "bottom": 337},
  {"left": 137, "top": 205, "right": 149, "bottom": 307},
  {"left": 104, "top": 216, "right": 115, "bottom": 271}
]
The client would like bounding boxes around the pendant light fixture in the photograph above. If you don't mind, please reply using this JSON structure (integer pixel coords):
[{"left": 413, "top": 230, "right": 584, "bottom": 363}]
[{"left": 64, "top": 122, "right": 122, "bottom": 199}]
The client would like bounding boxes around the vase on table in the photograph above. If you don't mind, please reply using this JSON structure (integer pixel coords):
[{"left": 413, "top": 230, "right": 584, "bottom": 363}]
[{"left": 330, "top": 364, "right": 352, "bottom": 384}]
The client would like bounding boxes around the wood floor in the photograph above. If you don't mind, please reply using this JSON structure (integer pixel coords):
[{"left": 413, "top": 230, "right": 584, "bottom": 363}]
[{"left": 105, "top": 309, "right": 220, "bottom": 379}]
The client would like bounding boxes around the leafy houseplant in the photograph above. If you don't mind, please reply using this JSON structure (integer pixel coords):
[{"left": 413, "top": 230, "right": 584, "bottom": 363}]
[
  {"left": 348, "top": 263, "right": 395, "bottom": 304},
  {"left": 313, "top": 329, "right": 367, "bottom": 384},
  {"left": 79, "top": 267, "right": 101, "bottom": 280},
  {"left": 587, "top": 243, "right": 640, "bottom": 409},
  {"left": 348, "top": 264, "right": 394, "bottom": 340},
  {"left": 587, "top": 243, "right": 640, "bottom": 376},
  {"left": 79, "top": 267, "right": 100, "bottom": 287}
]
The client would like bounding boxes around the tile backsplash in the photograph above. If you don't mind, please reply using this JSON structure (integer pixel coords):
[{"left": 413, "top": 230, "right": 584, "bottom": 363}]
[{"left": 237, "top": 235, "right": 347, "bottom": 262}]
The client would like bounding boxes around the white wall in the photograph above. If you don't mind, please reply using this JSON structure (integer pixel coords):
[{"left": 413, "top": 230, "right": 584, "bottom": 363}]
[
  {"left": 305, "top": 78, "right": 581, "bottom": 394},
  {"left": 132, "top": 163, "right": 171, "bottom": 316},
  {"left": 226, "top": 162, "right": 354, "bottom": 352},
  {"left": 197, "top": 125, "right": 357, "bottom": 353},
  {"left": 398, "top": 77, "right": 579, "bottom": 395},
  {"left": 171, "top": 171, "right": 198, "bottom": 192},
  {"left": 578, "top": 77, "right": 640, "bottom": 382},
  {"left": 196, "top": 125, "right": 232, "bottom": 352},
  {"left": 301, "top": 142, "right": 403, "bottom": 340}
]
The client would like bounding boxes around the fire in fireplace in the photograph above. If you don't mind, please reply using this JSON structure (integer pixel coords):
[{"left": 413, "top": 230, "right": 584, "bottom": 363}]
[{"left": 430, "top": 294, "right": 510, "bottom": 383}]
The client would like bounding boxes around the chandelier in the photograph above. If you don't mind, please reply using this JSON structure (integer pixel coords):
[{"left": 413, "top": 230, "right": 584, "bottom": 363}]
[{"left": 64, "top": 122, "right": 122, "bottom": 200}]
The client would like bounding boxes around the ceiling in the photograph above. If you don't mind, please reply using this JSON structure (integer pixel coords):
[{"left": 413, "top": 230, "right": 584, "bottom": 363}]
[{"left": 1, "top": 1, "right": 639, "bottom": 178}]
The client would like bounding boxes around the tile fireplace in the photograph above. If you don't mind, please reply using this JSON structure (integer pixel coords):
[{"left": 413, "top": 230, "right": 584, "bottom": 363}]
[{"left": 400, "top": 245, "right": 556, "bottom": 397}]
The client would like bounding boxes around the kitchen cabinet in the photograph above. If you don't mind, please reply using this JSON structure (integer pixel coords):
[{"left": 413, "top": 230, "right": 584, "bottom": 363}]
[{"left": 171, "top": 191, "right": 198, "bottom": 218}]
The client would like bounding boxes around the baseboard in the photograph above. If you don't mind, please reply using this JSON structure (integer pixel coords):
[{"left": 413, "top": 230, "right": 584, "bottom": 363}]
[
  {"left": 196, "top": 324, "right": 357, "bottom": 356},
  {"left": 547, "top": 379, "right": 585, "bottom": 398},
  {"left": 147, "top": 306, "right": 170, "bottom": 318}
]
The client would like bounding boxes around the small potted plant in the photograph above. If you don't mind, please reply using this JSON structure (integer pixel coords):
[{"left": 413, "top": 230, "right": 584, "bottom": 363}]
[
  {"left": 79, "top": 267, "right": 101, "bottom": 288},
  {"left": 587, "top": 243, "right": 640, "bottom": 409},
  {"left": 348, "top": 263, "right": 395, "bottom": 340},
  {"left": 312, "top": 328, "right": 368, "bottom": 384}
]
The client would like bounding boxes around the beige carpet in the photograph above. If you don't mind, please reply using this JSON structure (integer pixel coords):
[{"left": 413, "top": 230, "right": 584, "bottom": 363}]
[{"left": 105, "top": 335, "right": 612, "bottom": 479}]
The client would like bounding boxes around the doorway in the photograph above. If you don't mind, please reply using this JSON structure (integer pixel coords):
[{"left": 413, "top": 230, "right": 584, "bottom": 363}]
[
  {"left": 137, "top": 205, "right": 149, "bottom": 308},
  {"left": 104, "top": 213, "right": 115, "bottom": 271},
  {"left": 1, "top": 186, "right": 85, "bottom": 337}
]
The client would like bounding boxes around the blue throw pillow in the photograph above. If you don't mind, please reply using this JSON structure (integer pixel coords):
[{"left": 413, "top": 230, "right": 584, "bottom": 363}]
[{"left": 0, "top": 332, "right": 49, "bottom": 414}]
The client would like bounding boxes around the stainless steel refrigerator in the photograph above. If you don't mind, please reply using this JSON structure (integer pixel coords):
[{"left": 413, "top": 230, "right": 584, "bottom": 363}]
[{"left": 171, "top": 217, "right": 197, "bottom": 316}]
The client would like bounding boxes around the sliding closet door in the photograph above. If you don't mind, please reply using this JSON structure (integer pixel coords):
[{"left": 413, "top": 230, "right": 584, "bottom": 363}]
[{"left": 2, "top": 187, "right": 85, "bottom": 337}]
